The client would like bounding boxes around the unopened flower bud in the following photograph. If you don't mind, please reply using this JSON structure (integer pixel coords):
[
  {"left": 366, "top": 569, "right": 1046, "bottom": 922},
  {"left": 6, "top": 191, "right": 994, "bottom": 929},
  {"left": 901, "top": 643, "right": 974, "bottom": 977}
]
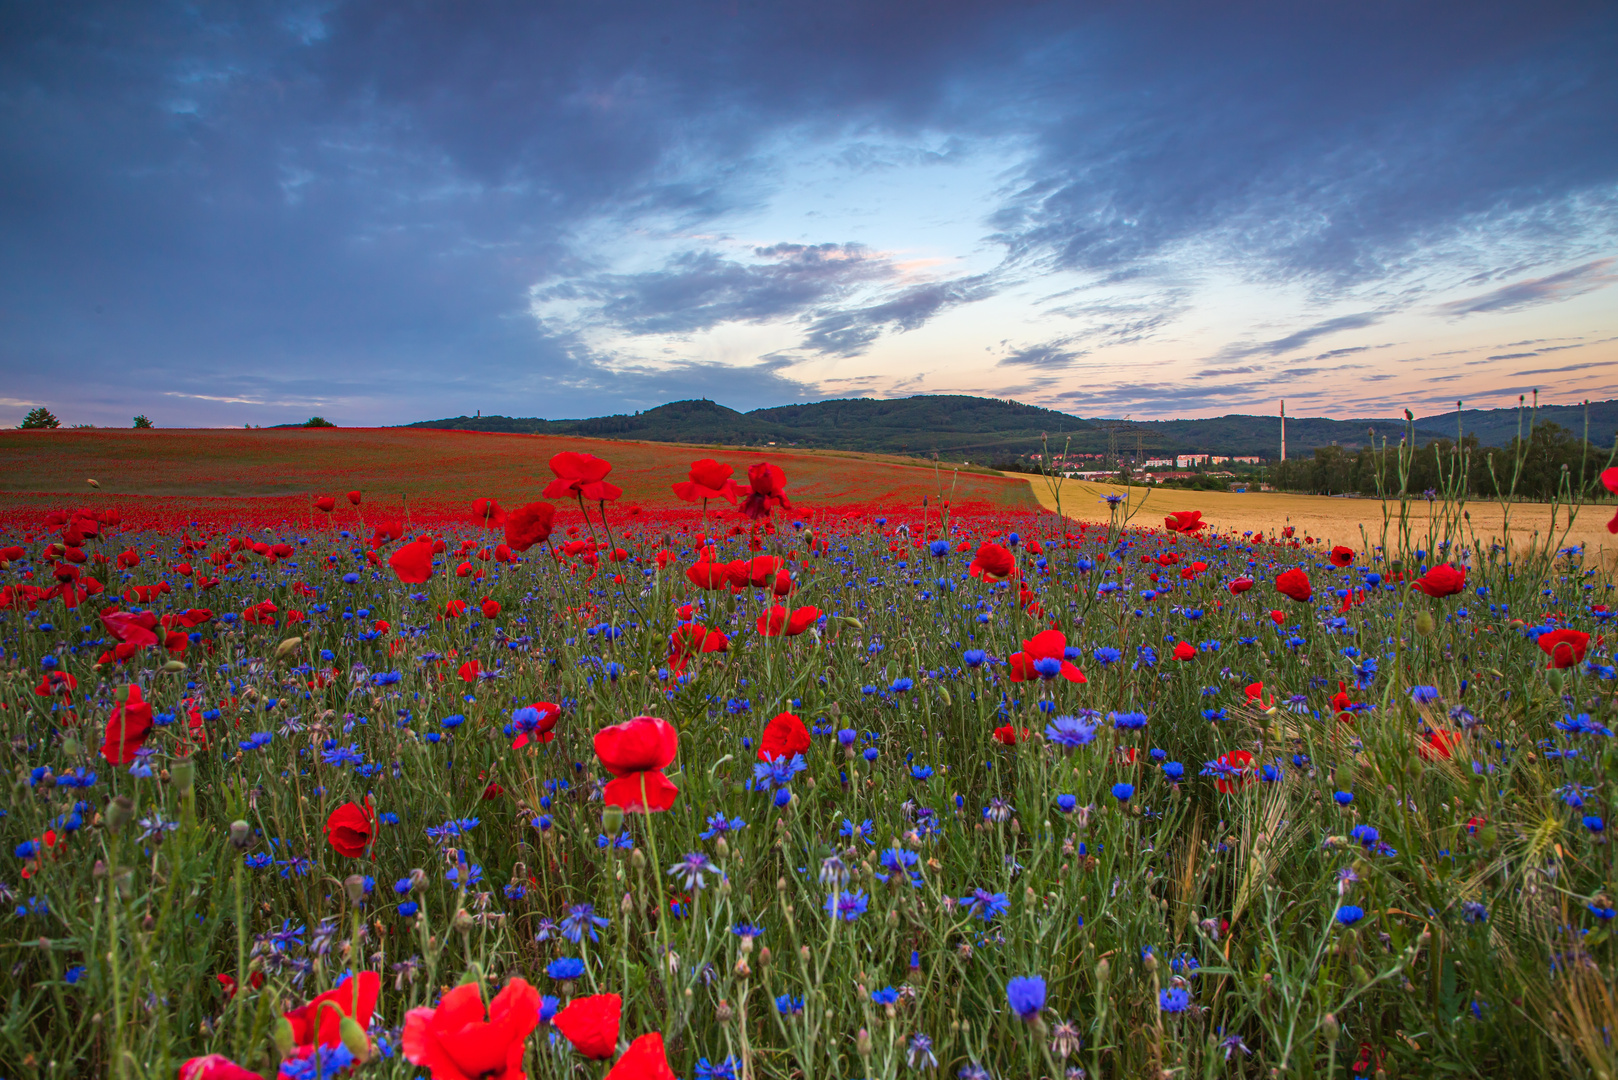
[
  {"left": 229, "top": 821, "right": 253, "bottom": 850},
  {"left": 107, "top": 795, "right": 134, "bottom": 833},
  {"left": 344, "top": 874, "right": 368, "bottom": 905}
]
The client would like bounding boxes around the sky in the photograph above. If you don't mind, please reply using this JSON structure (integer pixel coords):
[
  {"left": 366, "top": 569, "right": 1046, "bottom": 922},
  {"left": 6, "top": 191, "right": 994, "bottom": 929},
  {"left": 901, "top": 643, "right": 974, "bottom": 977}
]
[{"left": 2, "top": 1, "right": 1615, "bottom": 429}]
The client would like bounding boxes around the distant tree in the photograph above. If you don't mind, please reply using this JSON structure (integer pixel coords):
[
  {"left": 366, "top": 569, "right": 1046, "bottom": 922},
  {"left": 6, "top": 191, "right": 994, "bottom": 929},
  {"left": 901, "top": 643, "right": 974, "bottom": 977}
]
[
  {"left": 20, "top": 407, "right": 60, "bottom": 429},
  {"left": 302, "top": 416, "right": 336, "bottom": 428},
  {"left": 132, "top": 415, "right": 154, "bottom": 429}
]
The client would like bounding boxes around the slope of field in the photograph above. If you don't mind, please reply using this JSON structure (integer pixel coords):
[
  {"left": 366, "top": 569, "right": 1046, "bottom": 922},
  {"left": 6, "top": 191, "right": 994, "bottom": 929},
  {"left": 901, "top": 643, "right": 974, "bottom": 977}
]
[
  {"left": 0, "top": 427, "right": 1035, "bottom": 513},
  {"left": 1011, "top": 474, "right": 1618, "bottom": 559}
]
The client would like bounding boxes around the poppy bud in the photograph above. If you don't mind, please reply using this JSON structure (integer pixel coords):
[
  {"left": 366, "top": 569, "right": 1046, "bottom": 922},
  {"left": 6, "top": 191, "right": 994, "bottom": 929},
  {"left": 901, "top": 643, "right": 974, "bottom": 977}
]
[
  {"left": 274, "top": 1016, "right": 295, "bottom": 1057},
  {"left": 1096, "top": 958, "right": 1110, "bottom": 982},
  {"left": 275, "top": 636, "right": 302, "bottom": 661},
  {"left": 344, "top": 874, "right": 368, "bottom": 905},
  {"left": 107, "top": 794, "right": 134, "bottom": 833},
  {"left": 339, "top": 1015, "right": 370, "bottom": 1061},
  {"left": 161, "top": 660, "right": 186, "bottom": 673},
  {"left": 630, "top": 848, "right": 647, "bottom": 870},
  {"left": 855, "top": 1028, "right": 872, "bottom": 1056},
  {"left": 1414, "top": 610, "right": 1435, "bottom": 637},
  {"left": 171, "top": 760, "right": 194, "bottom": 794},
  {"left": 408, "top": 868, "right": 429, "bottom": 892},
  {"left": 601, "top": 804, "right": 624, "bottom": 837},
  {"left": 229, "top": 821, "right": 253, "bottom": 850}
]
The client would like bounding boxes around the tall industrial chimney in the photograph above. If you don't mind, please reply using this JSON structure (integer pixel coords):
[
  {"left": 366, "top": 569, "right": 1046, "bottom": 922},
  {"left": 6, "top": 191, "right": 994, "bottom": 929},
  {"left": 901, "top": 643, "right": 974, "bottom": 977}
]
[{"left": 1279, "top": 399, "right": 1286, "bottom": 463}]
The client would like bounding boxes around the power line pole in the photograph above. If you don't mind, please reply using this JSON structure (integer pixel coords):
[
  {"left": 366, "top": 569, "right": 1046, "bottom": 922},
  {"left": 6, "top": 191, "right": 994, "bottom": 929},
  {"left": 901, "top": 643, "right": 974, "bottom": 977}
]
[{"left": 1280, "top": 399, "right": 1287, "bottom": 463}]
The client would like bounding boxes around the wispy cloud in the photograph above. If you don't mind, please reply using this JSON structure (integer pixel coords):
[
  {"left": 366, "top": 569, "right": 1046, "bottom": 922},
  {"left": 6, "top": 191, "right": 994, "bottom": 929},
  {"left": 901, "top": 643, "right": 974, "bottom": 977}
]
[{"left": 1438, "top": 259, "right": 1618, "bottom": 317}]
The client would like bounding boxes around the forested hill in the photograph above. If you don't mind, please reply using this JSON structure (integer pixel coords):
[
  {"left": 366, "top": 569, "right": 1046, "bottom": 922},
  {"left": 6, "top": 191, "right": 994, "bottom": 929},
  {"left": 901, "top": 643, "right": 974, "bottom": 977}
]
[{"left": 406, "top": 394, "right": 1617, "bottom": 462}]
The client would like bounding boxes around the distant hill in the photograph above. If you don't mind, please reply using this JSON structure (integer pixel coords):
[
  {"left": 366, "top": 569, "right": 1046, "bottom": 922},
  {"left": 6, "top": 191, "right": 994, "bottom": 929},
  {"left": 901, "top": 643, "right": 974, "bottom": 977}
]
[{"left": 407, "top": 394, "right": 1618, "bottom": 461}]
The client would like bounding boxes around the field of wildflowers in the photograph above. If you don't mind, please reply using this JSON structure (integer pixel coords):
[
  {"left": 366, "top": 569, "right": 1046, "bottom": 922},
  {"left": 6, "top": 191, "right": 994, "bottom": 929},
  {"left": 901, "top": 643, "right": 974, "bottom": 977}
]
[{"left": 3, "top": 441, "right": 1618, "bottom": 1080}]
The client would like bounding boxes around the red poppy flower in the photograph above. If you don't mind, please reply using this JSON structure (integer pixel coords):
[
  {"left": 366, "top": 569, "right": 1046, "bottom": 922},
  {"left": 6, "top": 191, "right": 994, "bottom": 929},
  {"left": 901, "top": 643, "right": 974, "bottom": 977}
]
[
  {"left": 993, "top": 724, "right": 1031, "bottom": 745},
  {"left": 685, "top": 560, "right": 729, "bottom": 590},
  {"left": 512, "top": 701, "right": 561, "bottom": 749},
  {"left": 738, "top": 463, "right": 790, "bottom": 521},
  {"left": 1329, "top": 546, "right": 1354, "bottom": 567},
  {"left": 1604, "top": 467, "right": 1618, "bottom": 533},
  {"left": 314, "top": 496, "right": 336, "bottom": 513},
  {"left": 458, "top": 660, "right": 481, "bottom": 683},
  {"left": 757, "top": 604, "right": 820, "bottom": 637},
  {"left": 469, "top": 497, "right": 506, "bottom": 528},
  {"left": 553, "top": 993, "right": 621, "bottom": 1059},
  {"left": 1164, "top": 510, "right": 1204, "bottom": 534},
  {"left": 370, "top": 519, "right": 404, "bottom": 548},
  {"left": 35, "top": 670, "right": 77, "bottom": 698},
  {"left": 1331, "top": 681, "right": 1357, "bottom": 720},
  {"left": 595, "top": 716, "right": 680, "bottom": 812},
  {"left": 1007, "top": 629, "right": 1086, "bottom": 683},
  {"left": 673, "top": 459, "right": 740, "bottom": 505},
  {"left": 324, "top": 798, "right": 376, "bottom": 859},
  {"left": 100, "top": 685, "right": 153, "bottom": 764},
  {"left": 758, "top": 712, "right": 811, "bottom": 761},
  {"left": 1538, "top": 628, "right": 1591, "bottom": 669},
  {"left": 1172, "top": 640, "right": 1196, "bottom": 661},
  {"left": 481, "top": 599, "right": 501, "bottom": 619},
  {"left": 1410, "top": 563, "right": 1466, "bottom": 598},
  {"left": 179, "top": 1055, "right": 263, "bottom": 1080},
  {"left": 101, "top": 608, "right": 160, "bottom": 648},
  {"left": 284, "top": 970, "right": 381, "bottom": 1048},
  {"left": 968, "top": 543, "right": 1016, "bottom": 582},
  {"left": 1243, "top": 682, "right": 1274, "bottom": 708},
  {"left": 389, "top": 538, "right": 436, "bottom": 584},
  {"left": 1274, "top": 568, "right": 1312, "bottom": 602},
  {"left": 402, "top": 978, "right": 540, "bottom": 1080},
  {"left": 504, "top": 502, "right": 556, "bottom": 552},
  {"left": 544, "top": 452, "right": 623, "bottom": 503},
  {"left": 346, "top": 491, "right": 362, "bottom": 505},
  {"left": 1227, "top": 577, "right": 1254, "bottom": 595},
  {"left": 1214, "top": 749, "right": 1253, "bottom": 793},
  {"left": 667, "top": 624, "right": 728, "bottom": 675},
  {"left": 1417, "top": 729, "right": 1458, "bottom": 761},
  {"left": 605, "top": 1033, "right": 677, "bottom": 1080}
]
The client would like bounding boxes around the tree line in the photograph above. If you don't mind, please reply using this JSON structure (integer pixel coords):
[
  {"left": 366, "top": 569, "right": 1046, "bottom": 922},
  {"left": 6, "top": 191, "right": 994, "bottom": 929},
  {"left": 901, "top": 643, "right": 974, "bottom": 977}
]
[{"left": 1270, "top": 421, "right": 1617, "bottom": 501}]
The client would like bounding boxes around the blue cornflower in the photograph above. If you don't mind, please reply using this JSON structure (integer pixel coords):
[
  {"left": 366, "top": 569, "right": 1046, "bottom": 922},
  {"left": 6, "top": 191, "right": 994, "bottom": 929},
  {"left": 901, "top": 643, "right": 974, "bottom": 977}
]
[
  {"left": 1334, "top": 791, "right": 1354, "bottom": 805},
  {"left": 1162, "top": 761, "right": 1184, "bottom": 781},
  {"left": 825, "top": 890, "right": 870, "bottom": 921},
  {"left": 1093, "top": 647, "right": 1122, "bottom": 665},
  {"left": 695, "top": 1058, "right": 738, "bottom": 1080},
  {"left": 1056, "top": 794, "right": 1077, "bottom": 813},
  {"left": 1045, "top": 715, "right": 1098, "bottom": 750},
  {"left": 699, "top": 814, "right": 747, "bottom": 839},
  {"left": 1410, "top": 685, "right": 1440, "bottom": 704},
  {"left": 546, "top": 957, "right": 586, "bottom": 981},
  {"left": 1111, "top": 783, "right": 1134, "bottom": 802},
  {"left": 963, "top": 649, "right": 987, "bottom": 668},
  {"left": 871, "top": 986, "right": 900, "bottom": 1005},
  {"left": 776, "top": 993, "right": 804, "bottom": 1015},
  {"left": 1005, "top": 975, "right": 1046, "bottom": 1019},
  {"left": 668, "top": 852, "right": 719, "bottom": 890},
  {"left": 752, "top": 753, "right": 808, "bottom": 790},
  {"left": 840, "top": 818, "right": 875, "bottom": 844},
  {"left": 1336, "top": 905, "right": 1365, "bottom": 926},
  {"left": 321, "top": 744, "right": 364, "bottom": 767},
  {"left": 560, "top": 903, "right": 610, "bottom": 943},
  {"left": 1159, "top": 988, "right": 1191, "bottom": 1013},
  {"left": 958, "top": 888, "right": 1009, "bottom": 920},
  {"left": 1111, "top": 711, "right": 1148, "bottom": 731}
]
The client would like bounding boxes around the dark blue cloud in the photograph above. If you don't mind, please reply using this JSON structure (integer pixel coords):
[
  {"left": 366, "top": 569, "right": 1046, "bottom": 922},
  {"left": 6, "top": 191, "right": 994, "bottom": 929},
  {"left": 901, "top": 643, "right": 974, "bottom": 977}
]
[{"left": 0, "top": 0, "right": 1613, "bottom": 425}]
